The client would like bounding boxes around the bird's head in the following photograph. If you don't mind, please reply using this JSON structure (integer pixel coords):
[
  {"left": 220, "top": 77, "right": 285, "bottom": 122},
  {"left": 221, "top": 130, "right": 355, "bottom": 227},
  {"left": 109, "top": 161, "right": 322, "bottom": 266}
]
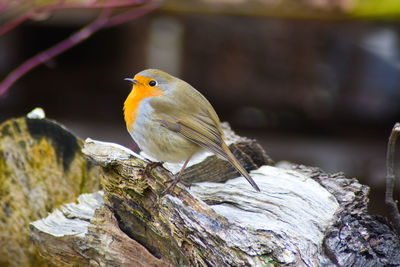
[
  {"left": 125, "top": 69, "right": 177, "bottom": 94},
  {"left": 124, "top": 69, "right": 175, "bottom": 132}
]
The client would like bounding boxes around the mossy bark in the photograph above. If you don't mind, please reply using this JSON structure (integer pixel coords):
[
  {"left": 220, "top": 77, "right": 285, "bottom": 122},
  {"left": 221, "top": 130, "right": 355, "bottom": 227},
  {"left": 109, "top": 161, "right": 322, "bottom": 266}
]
[{"left": 0, "top": 116, "right": 102, "bottom": 267}]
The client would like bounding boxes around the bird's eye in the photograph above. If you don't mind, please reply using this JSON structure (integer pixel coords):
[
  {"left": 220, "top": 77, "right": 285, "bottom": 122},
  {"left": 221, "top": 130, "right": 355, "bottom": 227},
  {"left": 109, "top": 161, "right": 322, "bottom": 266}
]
[{"left": 149, "top": 80, "right": 157, "bottom": 87}]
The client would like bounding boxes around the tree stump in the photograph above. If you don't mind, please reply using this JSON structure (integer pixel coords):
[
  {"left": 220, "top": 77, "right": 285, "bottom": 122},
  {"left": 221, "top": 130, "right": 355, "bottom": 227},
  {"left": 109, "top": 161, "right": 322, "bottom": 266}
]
[{"left": 0, "top": 109, "right": 102, "bottom": 267}]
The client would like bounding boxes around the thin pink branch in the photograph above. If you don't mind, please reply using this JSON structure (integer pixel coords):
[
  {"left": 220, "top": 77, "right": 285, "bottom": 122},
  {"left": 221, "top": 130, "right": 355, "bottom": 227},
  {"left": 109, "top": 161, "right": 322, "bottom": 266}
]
[
  {"left": 63, "top": 0, "right": 149, "bottom": 8},
  {"left": 0, "top": 0, "right": 149, "bottom": 36},
  {"left": 0, "top": 1, "right": 158, "bottom": 97},
  {"left": 0, "top": 10, "right": 34, "bottom": 36}
]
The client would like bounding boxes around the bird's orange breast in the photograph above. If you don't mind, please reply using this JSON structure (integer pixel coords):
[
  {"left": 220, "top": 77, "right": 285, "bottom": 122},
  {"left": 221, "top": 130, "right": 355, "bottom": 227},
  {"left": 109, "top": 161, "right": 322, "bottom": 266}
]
[{"left": 124, "top": 81, "right": 164, "bottom": 133}]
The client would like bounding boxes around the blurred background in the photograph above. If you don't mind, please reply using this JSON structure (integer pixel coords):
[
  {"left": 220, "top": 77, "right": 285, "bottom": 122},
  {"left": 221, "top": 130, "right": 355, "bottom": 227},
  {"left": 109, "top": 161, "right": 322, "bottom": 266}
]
[{"left": 1, "top": 0, "right": 399, "bottom": 217}]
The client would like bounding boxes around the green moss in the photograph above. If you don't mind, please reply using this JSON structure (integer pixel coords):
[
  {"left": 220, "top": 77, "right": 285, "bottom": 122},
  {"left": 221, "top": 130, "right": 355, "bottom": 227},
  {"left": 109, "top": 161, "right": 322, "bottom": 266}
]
[
  {"left": 0, "top": 150, "right": 4, "bottom": 174},
  {"left": 26, "top": 118, "right": 79, "bottom": 173},
  {"left": 124, "top": 188, "right": 138, "bottom": 198},
  {"left": 18, "top": 141, "right": 26, "bottom": 150},
  {"left": 1, "top": 123, "right": 11, "bottom": 137},
  {"left": 256, "top": 254, "right": 279, "bottom": 266},
  {"left": 79, "top": 161, "right": 88, "bottom": 194},
  {"left": 13, "top": 121, "right": 21, "bottom": 134}
]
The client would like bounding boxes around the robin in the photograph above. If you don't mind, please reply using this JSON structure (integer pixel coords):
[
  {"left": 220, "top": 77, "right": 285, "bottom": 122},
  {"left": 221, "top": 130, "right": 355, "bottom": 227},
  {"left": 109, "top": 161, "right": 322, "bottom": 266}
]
[{"left": 124, "top": 69, "right": 260, "bottom": 192}]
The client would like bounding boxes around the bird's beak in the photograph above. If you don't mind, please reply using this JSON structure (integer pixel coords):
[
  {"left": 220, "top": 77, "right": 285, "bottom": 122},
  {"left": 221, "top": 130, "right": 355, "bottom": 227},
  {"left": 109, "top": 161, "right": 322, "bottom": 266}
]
[{"left": 124, "top": 78, "right": 137, "bottom": 84}]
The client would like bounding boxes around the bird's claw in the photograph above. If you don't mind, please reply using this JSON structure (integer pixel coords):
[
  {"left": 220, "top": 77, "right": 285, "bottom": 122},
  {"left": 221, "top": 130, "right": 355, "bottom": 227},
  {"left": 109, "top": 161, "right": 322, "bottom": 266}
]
[
  {"left": 165, "top": 178, "right": 190, "bottom": 187},
  {"left": 161, "top": 177, "right": 190, "bottom": 195},
  {"left": 161, "top": 180, "right": 179, "bottom": 195},
  {"left": 141, "top": 161, "right": 171, "bottom": 179}
]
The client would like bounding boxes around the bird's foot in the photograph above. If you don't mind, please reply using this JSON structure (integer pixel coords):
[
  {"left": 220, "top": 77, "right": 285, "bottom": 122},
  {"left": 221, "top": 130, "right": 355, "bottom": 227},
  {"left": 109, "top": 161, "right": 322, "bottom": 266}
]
[
  {"left": 161, "top": 177, "right": 190, "bottom": 195},
  {"left": 165, "top": 178, "right": 190, "bottom": 187},
  {"left": 141, "top": 161, "right": 169, "bottom": 179}
]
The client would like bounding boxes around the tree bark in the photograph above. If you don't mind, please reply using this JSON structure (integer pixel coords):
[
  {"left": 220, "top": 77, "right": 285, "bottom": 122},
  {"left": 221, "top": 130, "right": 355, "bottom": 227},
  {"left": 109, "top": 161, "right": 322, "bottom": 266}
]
[{"left": 29, "top": 127, "right": 400, "bottom": 266}]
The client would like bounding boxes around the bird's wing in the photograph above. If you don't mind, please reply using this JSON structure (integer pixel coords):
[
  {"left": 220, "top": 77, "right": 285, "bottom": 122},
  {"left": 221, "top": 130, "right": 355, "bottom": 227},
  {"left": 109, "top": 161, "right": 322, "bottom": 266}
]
[{"left": 148, "top": 94, "right": 227, "bottom": 158}]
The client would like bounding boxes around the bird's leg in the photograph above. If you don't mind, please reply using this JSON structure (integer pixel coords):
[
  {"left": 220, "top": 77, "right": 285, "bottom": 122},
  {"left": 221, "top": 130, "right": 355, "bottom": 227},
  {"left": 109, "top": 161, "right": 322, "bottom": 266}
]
[
  {"left": 162, "top": 155, "right": 192, "bottom": 195},
  {"left": 164, "top": 177, "right": 190, "bottom": 187},
  {"left": 141, "top": 161, "right": 171, "bottom": 179}
]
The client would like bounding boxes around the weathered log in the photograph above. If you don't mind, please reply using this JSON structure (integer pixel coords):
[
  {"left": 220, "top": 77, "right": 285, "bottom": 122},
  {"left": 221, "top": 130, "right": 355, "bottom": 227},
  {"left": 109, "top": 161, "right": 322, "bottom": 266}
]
[
  {"left": 0, "top": 109, "right": 102, "bottom": 266},
  {"left": 29, "top": 126, "right": 400, "bottom": 266},
  {"left": 30, "top": 191, "right": 167, "bottom": 266},
  {"left": 31, "top": 139, "right": 334, "bottom": 266},
  {"left": 289, "top": 164, "right": 400, "bottom": 266}
]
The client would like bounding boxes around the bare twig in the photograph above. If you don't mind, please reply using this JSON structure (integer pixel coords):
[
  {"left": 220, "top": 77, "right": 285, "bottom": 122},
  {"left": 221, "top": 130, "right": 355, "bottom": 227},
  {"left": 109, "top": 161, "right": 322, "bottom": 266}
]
[
  {"left": 0, "top": 11, "right": 34, "bottom": 36},
  {"left": 385, "top": 122, "right": 400, "bottom": 236},
  {"left": 0, "top": 1, "right": 148, "bottom": 36},
  {"left": 0, "top": 0, "right": 159, "bottom": 97}
]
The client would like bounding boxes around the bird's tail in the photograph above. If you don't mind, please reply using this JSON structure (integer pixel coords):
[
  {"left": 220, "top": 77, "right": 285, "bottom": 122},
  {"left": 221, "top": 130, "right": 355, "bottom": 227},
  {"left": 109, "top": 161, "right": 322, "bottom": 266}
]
[{"left": 222, "top": 143, "right": 261, "bottom": 192}]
